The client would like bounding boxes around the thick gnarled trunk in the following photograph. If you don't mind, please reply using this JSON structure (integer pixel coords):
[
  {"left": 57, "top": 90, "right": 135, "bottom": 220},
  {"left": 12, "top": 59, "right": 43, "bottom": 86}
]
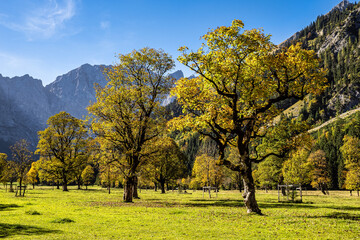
[
  {"left": 123, "top": 176, "right": 134, "bottom": 202},
  {"left": 242, "top": 161, "right": 261, "bottom": 214}
]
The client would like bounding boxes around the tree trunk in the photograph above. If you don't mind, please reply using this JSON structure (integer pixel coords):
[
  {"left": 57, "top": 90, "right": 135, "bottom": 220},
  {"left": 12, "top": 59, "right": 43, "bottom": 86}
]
[
  {"left": 235, "top": 172, "right": 242, "bottom": 192},
  {"left": 242, "top": 161, "right": 262, "bottom": 214},
  {"left": 154, "top": 182, "right": 158, "bottom": 192},
  {"left": 62, "top": 175, "right": 68, "bottom": 191},
  {"left": 160, "top": 180, "right": 166, "bottom": 194},
  {"left": 32, "top": 183, "right": 35, "bottom": 189},
  {"left": 320, "top": 183, "right": 329, "bottom": 195},
  {"left": 350, "top": 190, "right": 352, "bottom": 196},
  {"left": 57, "top": 182, "right": 60, "bottom": 189},
  {"left": 133, "top": 176, "right": 139, "bottom": 199},
  {"left": 123, "top": 176, "right": 134, "bottom": 202},
  {"left": 9, "top": 182, "right": 14, "bottom": 192},
  {"left": 62, "top": 182, "right": 68, "bottom": 191},
  {"left": 77, "top": 180, "right": 81, "bottom": 190}
]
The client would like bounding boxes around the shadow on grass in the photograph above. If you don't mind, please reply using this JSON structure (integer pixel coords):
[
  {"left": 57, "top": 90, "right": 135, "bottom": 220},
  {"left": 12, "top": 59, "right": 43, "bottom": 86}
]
[
  {"left": 78, "top": 188, "right": 107, "bottom": 192},
  {"left": 259, "top": 201, "right": 360, "bottom": 212},
  {"left": 309, "top": 212, "right": 360, "bottom": 221},
  {"left": 0, "top": 223, "right": 60, "bottom": 238},
  {"left": 258, "top": 202, "right": 316, "bottom": 210},
  {"left": 182, "top": 199, "right": 244, "bottom": 208},
  {"left": 327, "top": 205, "right": 360, "bottom": 211},
  {"left": 0, "top": 204, "right": 21, "bottom": 211}
]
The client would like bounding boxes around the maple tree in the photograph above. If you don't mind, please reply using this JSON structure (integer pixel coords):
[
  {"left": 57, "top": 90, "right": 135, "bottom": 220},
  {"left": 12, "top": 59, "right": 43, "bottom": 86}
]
[
  {"left": 192, "top": 154, "right": 224, "bottom": 189},
  {"left": 0, "top": 153, "right": 8, "bottom": 186},
  {"left": 81, "top": 165, "right": 95, "bottom": 190},
  {"left": 36, "top": 111, "right": 90, "bottom": 191},
  {"left": 170, "top": 19, "right": 327, "bottom": 214},
  {"left": 88, "top": 48, "right": 175, "bottom": 202},
  {"left": 10, "top": 139, "right": 33, "bottom": 187},
  {"left": 282, "top": 148, "right": 311, "bottom": 185},
  {"left": 145, "top": 137, "right": 187, "bottom": 193},
  {"left": 340, "top": 135, "right": 360, "bottom": 195},
  {"left": 96, "top": 140, "right": 123, "bottom": 194},
  {"left": 26, "top": 162, "right": 38, "bottom": 189},
  {"left": 307, "top": 150, "right": 330, "bottom": 195},
  {"left": 0, "top": 153, "right": 7, "bottom": 176}
]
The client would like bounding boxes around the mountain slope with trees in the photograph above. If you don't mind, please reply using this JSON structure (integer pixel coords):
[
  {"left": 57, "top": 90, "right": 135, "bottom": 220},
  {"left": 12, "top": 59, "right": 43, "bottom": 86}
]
[{"left": 281, "top": 1, "right": 360, "bottom": 123}]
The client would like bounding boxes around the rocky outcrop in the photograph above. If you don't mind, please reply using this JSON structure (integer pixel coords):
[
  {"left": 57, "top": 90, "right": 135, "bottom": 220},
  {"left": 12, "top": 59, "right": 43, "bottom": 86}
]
[
  {"left": 329, "top": 0, "right": 351, "bottom": 14},
  {"left": 318, "top": 6, "right": 360, "bottom": 54}
]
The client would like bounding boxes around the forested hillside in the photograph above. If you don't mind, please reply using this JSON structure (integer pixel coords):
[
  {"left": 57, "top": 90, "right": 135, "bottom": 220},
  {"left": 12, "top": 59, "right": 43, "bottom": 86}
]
[{"left": 281, "top": 1, "right": 360, "bottom": 124}]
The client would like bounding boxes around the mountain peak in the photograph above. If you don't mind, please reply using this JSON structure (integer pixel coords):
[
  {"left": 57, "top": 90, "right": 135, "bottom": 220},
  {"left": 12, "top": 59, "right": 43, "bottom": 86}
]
[{"left": 328, "top": 0, "right": 351, "bottom": 14}]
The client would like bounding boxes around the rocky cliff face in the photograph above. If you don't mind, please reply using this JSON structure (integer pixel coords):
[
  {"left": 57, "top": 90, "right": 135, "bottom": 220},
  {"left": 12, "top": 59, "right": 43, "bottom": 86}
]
[
  {"left": 0, "top": 65, "right": 184, "bottom": 153},
  {"left": 0, "top": 74, "right": 52, "bottom": 154},
  {"left": 46, "top": 64, "right": 108, "bottom": 119}
]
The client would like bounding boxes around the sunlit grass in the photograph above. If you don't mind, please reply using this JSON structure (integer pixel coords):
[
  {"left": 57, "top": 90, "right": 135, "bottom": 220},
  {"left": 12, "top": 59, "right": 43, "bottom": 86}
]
[{"left": 0, "top": 186, "right": 359, "bottom": 239}]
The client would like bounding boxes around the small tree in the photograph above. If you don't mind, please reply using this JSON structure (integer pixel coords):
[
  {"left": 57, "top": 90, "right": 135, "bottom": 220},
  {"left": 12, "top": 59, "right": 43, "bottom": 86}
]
[
  {"left": 0, "top": 153, "right": 8, "bottom": 189},
  {"left": 282, "top": 148, "right": 311, "bottom": 186},
  {"left": 307, "top": 150, "right": 330, "bottom": 195},
  {"left": 96, "top": 139, "right": 123, "bottom": 194},
  {"left": 81, "top": 165, "right": 95, "bottom": 190},
  {"left": 192, "top": 154, "right": 224, "bottom": 189},
  {"left": 5, "top": 161, "right": 18, "bottom": 192},
  {"left": 10, "top": 139, "right": 33, "bottom": 187},
  {"left": 26, "top": 162, "right": 38, "bottom": 189},
  {"left": 0, "top": 153, "right": 7, "bottom": 178},
  {"left": 145, "top": 137, "right": 187, "bottom": 193},
  {"left": 340, "top": 135, "right": 360, "bottom": 195}
]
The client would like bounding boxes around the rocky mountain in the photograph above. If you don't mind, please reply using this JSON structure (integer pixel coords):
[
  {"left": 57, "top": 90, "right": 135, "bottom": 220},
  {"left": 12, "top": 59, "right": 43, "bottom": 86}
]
[
  {"left": 0, "top": 74, "right": 53, "bottom": 154},
  {"left": 46, "top": 64, "right": 108, "bottom": 119},
  {"left": 0, "top": 65, "right": 184, "bottom": 154},
  {"left": 279, "top": 1, "right": 360, "bottom": 124},
  {"left": 329, "top": 0, "right": 351, "bottom": 13}
]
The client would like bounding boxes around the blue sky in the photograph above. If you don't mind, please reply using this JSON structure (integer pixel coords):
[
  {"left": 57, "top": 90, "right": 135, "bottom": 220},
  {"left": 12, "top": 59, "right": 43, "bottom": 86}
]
[{"left": 0, "top": 0, "right": 352, "bottom": 85}]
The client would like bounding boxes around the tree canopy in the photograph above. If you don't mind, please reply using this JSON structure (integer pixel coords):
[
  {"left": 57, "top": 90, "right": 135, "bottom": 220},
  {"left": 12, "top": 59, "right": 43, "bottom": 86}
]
[
  {"left": 10, "top": 139, "right": 33, "bottom": 187},
  {"left": 340, "top": 135, "right": 360, "bottom": 192},
  {"left": 169, "top": 19, "right": 327, "bottom": 214},
  {"left": 88, "top": 47, "right": 175, "bottom": 202},
  {"left": 36, "top": 111, "right": 90, "bottom": 191}
]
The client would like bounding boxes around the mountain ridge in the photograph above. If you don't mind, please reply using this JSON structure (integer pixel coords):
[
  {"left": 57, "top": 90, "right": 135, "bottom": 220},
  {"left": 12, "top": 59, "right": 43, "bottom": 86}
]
[{"left": 0, "top": 64, "right": 184, "bottom": 154}]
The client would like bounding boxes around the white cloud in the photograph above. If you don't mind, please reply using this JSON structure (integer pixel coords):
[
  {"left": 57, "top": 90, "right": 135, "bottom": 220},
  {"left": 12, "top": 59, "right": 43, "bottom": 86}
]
[{"left": 0, "top": 0, "right": 76, "bottom": 40}]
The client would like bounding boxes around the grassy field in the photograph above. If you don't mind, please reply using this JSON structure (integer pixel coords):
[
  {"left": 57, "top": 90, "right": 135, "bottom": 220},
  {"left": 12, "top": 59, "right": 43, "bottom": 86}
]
[{"left": 0, "top": 186, "right": 360, "bottom": 239}]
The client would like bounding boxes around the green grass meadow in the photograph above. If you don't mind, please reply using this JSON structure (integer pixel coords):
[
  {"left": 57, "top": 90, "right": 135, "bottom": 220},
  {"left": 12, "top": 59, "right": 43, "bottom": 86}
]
[{"left": 1, "top": 186, "right": 360, "bottom": 239}]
